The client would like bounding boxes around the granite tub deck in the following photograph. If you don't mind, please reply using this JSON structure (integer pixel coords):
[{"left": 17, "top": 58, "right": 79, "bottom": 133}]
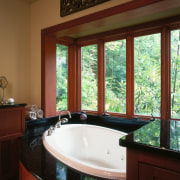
[
  {"left": 119, "top": 119, "right": 180, "bottom": 180},
  {"left": 19, "top": 113, "right": 148, "bottom": 180},
  {"left": 119, "top": 119, "right": 180, "bottom": 157}
]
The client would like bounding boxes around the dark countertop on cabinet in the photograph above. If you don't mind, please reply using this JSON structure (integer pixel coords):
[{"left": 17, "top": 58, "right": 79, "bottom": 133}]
[
  {"left": 0, "top": 103, "right": 26, "bottom": 108},
  {"left": 19, "top": 113, "right": 149, "bottom": 180},
  {"left": 120, "top": 119, "right": 180, "bottom": 158}
]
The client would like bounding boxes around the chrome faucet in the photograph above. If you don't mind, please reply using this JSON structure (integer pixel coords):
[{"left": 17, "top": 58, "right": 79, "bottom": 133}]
[
  {"left": 47, "top": 110, "right": 71, "bottom": 136},
  {"left": 54, "top": 110, "right": 71, "bottom": 129}
]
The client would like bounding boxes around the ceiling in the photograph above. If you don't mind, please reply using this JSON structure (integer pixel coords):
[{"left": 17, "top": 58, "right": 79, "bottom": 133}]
[{"left": 50, "top": 0, "right": 180, "bottom": 40}]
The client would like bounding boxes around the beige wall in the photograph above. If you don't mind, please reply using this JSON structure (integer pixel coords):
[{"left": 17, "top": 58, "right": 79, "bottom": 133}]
[
  {"left": 0, "top": 0, "right": 131, "bottom": 108},
  {"left": 30, "top": 0, "right": 131, "bottom": 108},
  {"left": 0, "top": 0, "right": 30, "bottom": 104}
]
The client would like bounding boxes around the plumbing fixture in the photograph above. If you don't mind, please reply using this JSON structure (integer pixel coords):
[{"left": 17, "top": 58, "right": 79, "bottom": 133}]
[
  {"left": 54, "top": 110, "right": 71, "bottom": 129},
  {"left": 47, "top": 110, "right": 71, "bottom": 136},
  {"left": 47, "top": 126, "right": 53, "bottom": 136},
  {"left": 80, "top": 111, "right": 87, "bottom": 121},
  {"left": 102, "top": 111, "right": 110, "bottom": 116},
  {"left": 150, "top": 114, "right": 155, "bottom": 121}
]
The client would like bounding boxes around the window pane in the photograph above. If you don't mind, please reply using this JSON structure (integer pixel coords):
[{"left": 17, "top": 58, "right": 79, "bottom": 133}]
[
  {"left": 81, "top": 45, "right": 98, "bottom": 111},
  {"left": 171, "top": 29, "right": 180, "bottom": 118},
  {"left": 134, "top": 33, "right": 161, "bottom": 116},
  {"left": 56, "top": 44, "right": 68, "bottom": 111},
  {"left": 105, "top": 40, "right": 126, "bottom": 113}
]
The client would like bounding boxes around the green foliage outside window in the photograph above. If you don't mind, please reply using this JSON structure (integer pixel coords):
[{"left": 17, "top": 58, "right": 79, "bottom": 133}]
[
  {"left": 105, "top": 40, "right": 126, "bottom": 113},
  {"left": 56, "top": 29, "right": 180, "bottom": 118},
  {"left": 56, "top": 44, "right": 68, "bottom": 111},
  {"left": 134, "top": 33, "right": 161, "bottom": 116},
  {"left": 81, "top": 45, "right": 98, "bottom": 110},
  {"left": 171, "top": 30, "right": 180, "bottom": 118}
]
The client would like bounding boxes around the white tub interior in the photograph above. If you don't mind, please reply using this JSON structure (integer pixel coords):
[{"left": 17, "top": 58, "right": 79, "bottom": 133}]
[{"left": 43, "top": 124, "right": 127, "bottom": 180}]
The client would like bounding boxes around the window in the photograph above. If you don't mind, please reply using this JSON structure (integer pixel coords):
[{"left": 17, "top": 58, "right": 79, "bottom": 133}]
[
  {"left": 105, "top": 40, "right": 126, "bottom": 113},
  {"left": 134, "top": 33, "right": 161, "bottom": 116},
  {"left": 56, "top": 44, "right": 68, "bottom": 111},
  {"left": 42, "top": 16, "right": 180, "bottom": 120},
  {"left": 81, "top": 44, "right": 98, "bottom": 111},
  {"left": 171, "top": 29, "right": 180, "bottom": 118}
]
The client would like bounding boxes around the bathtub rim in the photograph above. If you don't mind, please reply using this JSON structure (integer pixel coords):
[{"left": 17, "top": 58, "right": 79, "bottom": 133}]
[{"left": 42, "top": 124, "right": 126, "bottom": 180}]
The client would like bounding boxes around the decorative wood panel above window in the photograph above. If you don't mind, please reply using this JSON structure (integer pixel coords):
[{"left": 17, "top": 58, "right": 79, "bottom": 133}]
[{"left": 60, "top": 0, "right": 110, "bottom": 17}]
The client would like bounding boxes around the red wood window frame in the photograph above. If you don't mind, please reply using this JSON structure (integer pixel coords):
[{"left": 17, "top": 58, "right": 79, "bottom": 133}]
[{"left": 41, "top": 16, "right": 180, "bottom": 120}]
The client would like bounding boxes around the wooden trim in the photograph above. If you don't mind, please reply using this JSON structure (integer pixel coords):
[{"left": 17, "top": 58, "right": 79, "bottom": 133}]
[
  {"left": 126, "top": 35, "right": 134, "bottom": 118},
  {"left": 160, "top": 119, "right": 170, "bottom": 148},
  {"left": 41, "top": 30, "right": 45, "bottom": 113},
  {"left": 76, "top": 45, "right": 82, "bottom": 112},
  {"left": 133, "top": 27, "right": 161, "bottom": 37},
  {"left": 127, "top": 147, "right": 180, "bottom": 180},
  {"left": 161, "top": 27, "right": 171, "bottom": 120},
  {"left": 56, "top": 37, "right": 75, "bottom": 45},
  {"left": 0, "top": 106, "right": 25, "bottom": 141},
  {"left": 68, "top": 44, "right": 76, "bottom": 112},
  {"left": 169, "top": 26, "right": 180, "bottom": 119},
  {"left": 82, "top": 110, "right": 98, "bottom": 115},
  {"left": 76, "top": 38, "right": 99, "bottom": 46},
  {"left": 98, "top": 40, "right": 105, "bottom": 115},
  {"left": 43, "top": 0, "right": 161, "bottom": 34},
  {"left": 42, "top": 35, "right": 57, "bottom": 117},
  {"left": 76, "top": 32, "right": 127, "bottom": 45},
  {"left": 78, "top": 15, "right": 180, "bottom": 43},
  {"left": 41, "top": 8, "right": 180, "bottom": 118}
]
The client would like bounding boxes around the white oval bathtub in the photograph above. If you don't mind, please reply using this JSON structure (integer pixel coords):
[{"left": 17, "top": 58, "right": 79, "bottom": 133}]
[{"left": 42, "top": 124, "right": 126, "bottom": 180}]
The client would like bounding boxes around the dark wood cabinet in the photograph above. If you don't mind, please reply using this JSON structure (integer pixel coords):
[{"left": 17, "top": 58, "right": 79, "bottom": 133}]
[
  {"left": 0, "top": 106, "right": 25, "bottom": 141},
  {"left": 127, "top": 148, "right": 180, "bottom": 180},
  {"left": 0, "top": 106, "right": 25, "bottom": 180},
  {"left": 139, "top": 162, "right": 180, "bottom": 180}
]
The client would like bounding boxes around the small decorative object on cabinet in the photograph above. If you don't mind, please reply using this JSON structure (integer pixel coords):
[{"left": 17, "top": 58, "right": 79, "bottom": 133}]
[
  {"left": 0, "top": 104, "right": 26, "bottom": 180},
  {"left": 0, "top": 76, "right": 8, "bottom": 105}
]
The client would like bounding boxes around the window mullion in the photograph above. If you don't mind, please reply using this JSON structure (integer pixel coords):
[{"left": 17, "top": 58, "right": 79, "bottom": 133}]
[
  {"left": 161, "top": 27, "right": 171, "bottom": 120},
  {"left": 98, "top": 40, "right": 105, "bottom": 115},
  {"left": 126, "top": 35, "right": 134, "bottom": 118},
  {"left": 76, "top": 45, "right": 82, "bottom": 112},
  {"left": 68, "top": 44, "right": 77, "bottom": 112}
]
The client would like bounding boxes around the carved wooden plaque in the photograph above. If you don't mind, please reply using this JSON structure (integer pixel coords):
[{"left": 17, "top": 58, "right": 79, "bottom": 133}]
[{"left": 60, "top": 0, "right": 110, "bottom": 17}]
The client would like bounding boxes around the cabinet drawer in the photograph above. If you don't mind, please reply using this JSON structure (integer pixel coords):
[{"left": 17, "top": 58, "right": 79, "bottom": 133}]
[
  {"left": 0, "top": 106, "right": 25, "bottom": 141},
  {"left": 139, "top": 162, "right": 180, "bottom": 180}
]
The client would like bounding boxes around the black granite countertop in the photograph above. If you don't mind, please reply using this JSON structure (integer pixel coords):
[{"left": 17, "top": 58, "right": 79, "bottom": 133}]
[
  {"left": 120, "top": 119, "right": 180, "bottom": 158},
  {"left": 19, "top": 113, "right": 148, "bottom": 180},
  {"left": 0, "top": 103, "right": 26, "bottom": 108}
]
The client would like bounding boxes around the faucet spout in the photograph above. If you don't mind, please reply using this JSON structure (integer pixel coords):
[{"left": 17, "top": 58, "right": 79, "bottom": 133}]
[
  {"left": 53, "top": 110, "right": 71, "bottom": 129},
  {"left": 59, "top": 110, "right": 71, "bottom": 120},
  {"left": 48, "top": 110, "right": 71, "bottom": 135}
]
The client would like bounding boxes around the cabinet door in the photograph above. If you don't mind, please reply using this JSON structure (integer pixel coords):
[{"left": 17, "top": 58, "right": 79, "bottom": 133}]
[
  {"left": 0, "top": 139, "right": 19, "bottom": 180},
  {"left": 0, "top": 106, "right": 25, "bottom": 141},
  {"left": 139, "top": 162, "right": 180, "bottom": 180}
]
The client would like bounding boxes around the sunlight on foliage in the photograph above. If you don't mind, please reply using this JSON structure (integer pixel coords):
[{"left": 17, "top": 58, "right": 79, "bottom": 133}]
[
  {"left": 81, "top": 45, "right": 98, "bottom": 110},
  {"left": 171, "top": 30, "right": 180, "bottom": 118},
  {"left": 105, "top": 40, "right": 126, "bottom": 113},
  {"left": 56, "top": 30, "right": 180, "bottom": 117},
  {"left": 56, "top": 44, "right": 68, "bottom": 111},
  {"left": 134, "top": 33, "right": 161, "bottom": 116}
]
